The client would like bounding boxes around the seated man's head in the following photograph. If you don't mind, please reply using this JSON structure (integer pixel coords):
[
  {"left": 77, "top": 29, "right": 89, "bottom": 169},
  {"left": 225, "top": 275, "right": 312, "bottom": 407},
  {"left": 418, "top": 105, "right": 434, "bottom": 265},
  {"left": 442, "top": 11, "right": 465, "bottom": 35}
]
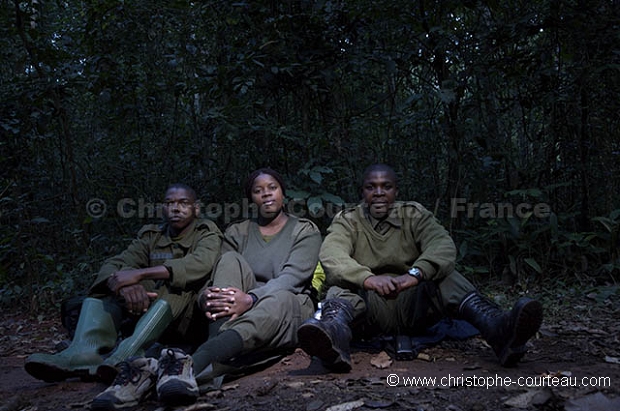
[
  {"left": 361, "top": 164, "right": 398, "bottom": 219},
  {"left": 162, "top": 183, "right": 200, "bottom": 236}
]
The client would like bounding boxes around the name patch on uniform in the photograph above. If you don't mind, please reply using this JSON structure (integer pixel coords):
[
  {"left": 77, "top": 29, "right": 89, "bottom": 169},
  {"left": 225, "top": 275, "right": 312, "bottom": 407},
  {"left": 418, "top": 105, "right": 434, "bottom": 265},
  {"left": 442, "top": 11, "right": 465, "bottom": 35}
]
[{"left": 150, "top": 252, "right": 174, "bottom": 261}]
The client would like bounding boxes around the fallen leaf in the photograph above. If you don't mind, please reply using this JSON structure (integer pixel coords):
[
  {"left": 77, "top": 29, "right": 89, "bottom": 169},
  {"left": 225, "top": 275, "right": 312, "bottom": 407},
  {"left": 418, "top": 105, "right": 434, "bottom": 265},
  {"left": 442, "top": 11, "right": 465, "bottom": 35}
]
[
  {"left": 364, "top": 398, "right": 394, "bottom": 408},
  {"left": 538, "top": 328, "right": 558, "bottom": 337},
  {"left": 204, "top": 390, "right": 222, "bottom": 398},
  {"left": 286, "top": 381, "right": 305, "bottom": 389},
  {"left": 416, "top": 353, "right": 431, "bottom": 361},
  {"left": 256, "top": 380, "right": 277, "bottom": 396},
  {"left": 504, "top": 389, "right": 552, "bottom": 408},
  {"left": 370, "top": 351, "right": 393, "bottom": 369},
  {"left": 543, "top": 370, "right": 572, "bottom": 378},
  {"left": 604, "top": 356, "right": 620, "bottom": 364},
  {"left": 306, "top": 399, "right": 324, "bottom": 411},
  {"left": 325, "top": 399, "right": 365, "bottom": 411},
  {"left": 221, "top": 383, "right": 238, "bottom": 391}
]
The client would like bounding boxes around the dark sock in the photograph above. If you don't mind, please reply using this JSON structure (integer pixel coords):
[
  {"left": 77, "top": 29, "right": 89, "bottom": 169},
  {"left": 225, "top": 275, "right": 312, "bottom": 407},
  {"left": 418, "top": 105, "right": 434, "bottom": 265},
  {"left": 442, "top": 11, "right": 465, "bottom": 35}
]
[
  {"left": 208, "top": 317, "right": 227, "bottom": 336},
  {"left": 192, "top": 329, "right": 244, "bottom": 373}
]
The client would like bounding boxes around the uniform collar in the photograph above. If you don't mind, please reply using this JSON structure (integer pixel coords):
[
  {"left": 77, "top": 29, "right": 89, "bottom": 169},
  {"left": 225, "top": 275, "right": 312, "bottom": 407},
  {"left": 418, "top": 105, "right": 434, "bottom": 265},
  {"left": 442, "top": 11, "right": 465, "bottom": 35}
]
[
  {"left": 159, "top": 219, "right": 197, "bottom": 247},
  {"left": 362, "top": 202, "right": 402, "bottom": 229}
]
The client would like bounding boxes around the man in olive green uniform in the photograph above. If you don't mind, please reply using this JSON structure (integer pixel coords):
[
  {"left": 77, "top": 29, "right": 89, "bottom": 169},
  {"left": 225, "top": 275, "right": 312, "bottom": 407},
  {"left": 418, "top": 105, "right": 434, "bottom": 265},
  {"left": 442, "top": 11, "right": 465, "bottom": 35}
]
[
  {"left": 298, "top": 164, "right": 543, "bottom": 371},
  {"left": 25, "top": 183, "right": 223, "bottom": 383}
]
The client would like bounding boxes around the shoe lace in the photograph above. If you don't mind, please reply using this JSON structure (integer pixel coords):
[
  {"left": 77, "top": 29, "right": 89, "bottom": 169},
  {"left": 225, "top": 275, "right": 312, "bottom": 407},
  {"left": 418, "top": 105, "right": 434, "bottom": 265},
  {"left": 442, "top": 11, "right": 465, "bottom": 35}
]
[
  {"left": 160, "top": 349, "right": 184, "bottom": 376},
  {"left": 470, "top": 296, "right": 503, "bottom": 318},
  {"left": 322, "top": 299, "right": 353, "bottom": 322},
  {"left": 112, "top": 360, "right": 142, "bottom": 386},
  {"left": 322, "top": 304, "right": 340, "bottom": 318}
]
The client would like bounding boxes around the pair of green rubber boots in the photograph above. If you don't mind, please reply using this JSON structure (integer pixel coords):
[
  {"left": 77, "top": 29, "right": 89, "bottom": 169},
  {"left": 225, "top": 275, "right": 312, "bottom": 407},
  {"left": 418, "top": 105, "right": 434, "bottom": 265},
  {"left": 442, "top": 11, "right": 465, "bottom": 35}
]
[{"left": 24, "top": 297, "right": 172, "bottom": 383}]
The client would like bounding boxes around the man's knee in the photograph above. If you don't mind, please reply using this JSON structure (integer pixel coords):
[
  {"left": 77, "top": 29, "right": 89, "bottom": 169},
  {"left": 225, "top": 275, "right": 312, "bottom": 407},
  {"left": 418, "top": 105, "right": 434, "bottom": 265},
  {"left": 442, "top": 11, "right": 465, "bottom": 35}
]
[{"left": 438, "top": 270, "right": 476, "bottom": 312}]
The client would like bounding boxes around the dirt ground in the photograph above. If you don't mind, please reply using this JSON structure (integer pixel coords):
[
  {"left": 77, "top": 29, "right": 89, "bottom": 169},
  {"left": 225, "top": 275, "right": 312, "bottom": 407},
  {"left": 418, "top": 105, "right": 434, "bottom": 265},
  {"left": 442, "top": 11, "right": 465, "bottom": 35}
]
[{"left": 1, "top": 289, "right": 619, "bottom": 411}]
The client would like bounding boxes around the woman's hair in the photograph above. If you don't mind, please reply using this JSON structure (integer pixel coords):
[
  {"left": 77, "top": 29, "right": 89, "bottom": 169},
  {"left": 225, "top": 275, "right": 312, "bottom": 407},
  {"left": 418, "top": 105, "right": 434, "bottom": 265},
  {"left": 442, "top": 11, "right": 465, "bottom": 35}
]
[{"left": 244, "top": 168, "right": 287, "bottom": 200}]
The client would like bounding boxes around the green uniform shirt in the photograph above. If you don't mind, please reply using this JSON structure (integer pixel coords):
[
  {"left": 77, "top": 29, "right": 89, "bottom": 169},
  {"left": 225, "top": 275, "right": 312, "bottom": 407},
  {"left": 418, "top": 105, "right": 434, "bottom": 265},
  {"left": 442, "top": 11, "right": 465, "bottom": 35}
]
[
  {"left": 90, "top": 218, "right": 223, "bottom": 294},
  {"left": 221, "top": 215, "right": 321, "bottom": 300},
  {"left": 320, "top": 202, "right": 456, "bottom": 289}
]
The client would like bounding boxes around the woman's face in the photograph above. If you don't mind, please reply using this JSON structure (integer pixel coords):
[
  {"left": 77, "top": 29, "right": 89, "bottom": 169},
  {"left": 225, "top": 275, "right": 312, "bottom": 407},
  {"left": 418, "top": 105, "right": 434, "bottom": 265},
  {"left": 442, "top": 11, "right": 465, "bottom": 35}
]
[{"left": 250, "top": 173, "right": 285, "bottom": 219}]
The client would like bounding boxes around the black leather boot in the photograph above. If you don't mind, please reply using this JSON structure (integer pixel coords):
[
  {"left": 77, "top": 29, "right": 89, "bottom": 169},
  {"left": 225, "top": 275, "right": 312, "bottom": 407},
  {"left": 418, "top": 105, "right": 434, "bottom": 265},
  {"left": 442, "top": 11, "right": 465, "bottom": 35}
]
[
  {"left": 459, "top": 292, "right": 543, "bottom": 367},
  {"left": 297, "top": 298, "right": 354, "bottom": 372}
]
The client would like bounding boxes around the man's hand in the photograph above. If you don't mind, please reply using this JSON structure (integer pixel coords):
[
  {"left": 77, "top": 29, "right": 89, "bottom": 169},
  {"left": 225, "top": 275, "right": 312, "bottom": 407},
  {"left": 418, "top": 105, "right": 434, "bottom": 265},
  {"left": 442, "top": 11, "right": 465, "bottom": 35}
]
[
  {"left": 119, "top": 284, "right": 158, "bottom": 314},
  {"left": 363, "top": 274, "right": 419, "bottom": 298},
  {"left": 391, "top": 274, "right": 419, "bottom": 293},
  {"left": 363, "top": 275, "right": 398, "bottom": 297},
  {"left": 107, "top": 266, "right": 170, "bottom": 294},
  {"left": 199, "top": 286, "right": 253, "bottom": 321}
]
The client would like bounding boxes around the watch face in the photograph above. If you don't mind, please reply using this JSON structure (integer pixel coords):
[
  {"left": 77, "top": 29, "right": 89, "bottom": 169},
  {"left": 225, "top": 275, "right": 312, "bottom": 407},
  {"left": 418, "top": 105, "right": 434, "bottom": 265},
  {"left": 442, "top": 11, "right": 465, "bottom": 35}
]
[{"left": 409, "top": 268, "right": 424, "bottom": 281}]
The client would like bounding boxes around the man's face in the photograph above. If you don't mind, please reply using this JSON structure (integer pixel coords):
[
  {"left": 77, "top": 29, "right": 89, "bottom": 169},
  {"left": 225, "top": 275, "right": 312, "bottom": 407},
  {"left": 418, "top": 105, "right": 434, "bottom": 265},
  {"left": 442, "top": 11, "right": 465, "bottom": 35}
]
[
  {"left": 162, "top": 187, "right": 199, "bottom": 236},
  {"left": 362, "top": 170, "right": 398, "bottom": 219}
]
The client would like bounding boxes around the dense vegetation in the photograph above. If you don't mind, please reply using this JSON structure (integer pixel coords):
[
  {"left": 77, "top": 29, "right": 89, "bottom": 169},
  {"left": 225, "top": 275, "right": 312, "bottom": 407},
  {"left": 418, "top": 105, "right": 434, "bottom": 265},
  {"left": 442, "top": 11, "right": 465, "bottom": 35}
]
[{"left": 1, "top": 0, "right": 619, "bottom": 311}]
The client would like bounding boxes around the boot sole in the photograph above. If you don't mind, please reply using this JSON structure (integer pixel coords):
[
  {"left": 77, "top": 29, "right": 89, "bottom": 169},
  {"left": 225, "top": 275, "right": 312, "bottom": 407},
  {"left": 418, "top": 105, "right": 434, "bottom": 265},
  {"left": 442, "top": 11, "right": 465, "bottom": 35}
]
[
  {"left": 91, "top": 385, "right": 153, "bottom": 411},
  {"left": 91, "top": 397, "right": 139, "bottom": 411},
  {"left": 157, "top": 380, "right": 198, "bottom": 406},
  {"left": 297, "top": 323, "right": 351, "bottom": 373},
  {"left": 499, "top": 298, "right": 543, "bottom": 367},
  {"left": 25, "top": 361, "right": 93, "bottom": 383}
]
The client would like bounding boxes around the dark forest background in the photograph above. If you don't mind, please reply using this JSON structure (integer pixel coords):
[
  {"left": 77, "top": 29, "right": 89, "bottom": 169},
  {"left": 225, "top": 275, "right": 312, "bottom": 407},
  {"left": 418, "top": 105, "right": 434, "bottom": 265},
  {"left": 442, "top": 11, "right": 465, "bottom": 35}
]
[{"left": 1, "top": 0, "right": 619, "bottom": 311}]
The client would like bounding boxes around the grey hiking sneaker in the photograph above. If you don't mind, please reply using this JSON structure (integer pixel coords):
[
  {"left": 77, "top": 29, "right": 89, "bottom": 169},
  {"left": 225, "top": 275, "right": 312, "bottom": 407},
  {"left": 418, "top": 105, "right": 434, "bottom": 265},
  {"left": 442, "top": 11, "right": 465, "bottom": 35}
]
[
  {"left": 91, "top": 357, "right": 158, "bottom": 411},
  {"left": 156, "top": 348, "right": 199, "bottom": 406}
]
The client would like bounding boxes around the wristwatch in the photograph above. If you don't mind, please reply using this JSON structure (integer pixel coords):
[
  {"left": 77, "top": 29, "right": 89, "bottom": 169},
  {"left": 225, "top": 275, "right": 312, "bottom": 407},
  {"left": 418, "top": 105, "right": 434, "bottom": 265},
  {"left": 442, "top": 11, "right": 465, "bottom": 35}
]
[{"left": 408, "top": 267, "right": 423, "bottom": 281}]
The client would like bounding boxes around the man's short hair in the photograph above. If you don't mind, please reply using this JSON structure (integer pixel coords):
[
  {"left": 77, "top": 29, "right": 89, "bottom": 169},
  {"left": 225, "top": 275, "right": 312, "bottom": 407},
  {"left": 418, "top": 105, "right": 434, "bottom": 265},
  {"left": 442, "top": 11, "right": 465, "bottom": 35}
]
[
  {"left": 361, "top": 164, "right": 398, "bottom": 186},
  {"left": 165, "top": 183, "right": 197, "bottom": 203}
]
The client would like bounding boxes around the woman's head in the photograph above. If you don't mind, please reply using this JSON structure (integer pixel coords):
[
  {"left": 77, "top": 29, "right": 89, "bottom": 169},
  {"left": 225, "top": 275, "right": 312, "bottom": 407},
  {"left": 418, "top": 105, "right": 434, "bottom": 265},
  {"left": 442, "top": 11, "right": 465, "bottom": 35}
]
[
  {"left": 244, "top": 168, "right": 287, "bottom": 200},
  {"left": 245, "top": 168, "right": 287, "bottom": 220}
]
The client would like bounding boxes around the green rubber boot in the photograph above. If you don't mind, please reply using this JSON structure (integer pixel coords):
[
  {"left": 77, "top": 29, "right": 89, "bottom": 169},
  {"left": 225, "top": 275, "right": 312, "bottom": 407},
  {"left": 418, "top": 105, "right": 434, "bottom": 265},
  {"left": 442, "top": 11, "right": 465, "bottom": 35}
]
[
  {"left": 25, "top": 297, "right": 121, "bottom": 382},
  {"left": 97, "top": 298, "right": 173, "bottom": 384}
]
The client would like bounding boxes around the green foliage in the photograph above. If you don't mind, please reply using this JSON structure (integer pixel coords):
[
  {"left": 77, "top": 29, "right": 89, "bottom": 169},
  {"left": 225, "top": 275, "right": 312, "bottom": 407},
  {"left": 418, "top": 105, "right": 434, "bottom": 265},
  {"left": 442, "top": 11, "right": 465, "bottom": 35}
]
[
  {"left": 455, "top": 200, "right": 620, "bottom": 288},
  {"left": 1, "top": 0, "right": 619, "bottom": 311},
  {"left": 286, "top": 163, "right": 346, "bottom": 230}
]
